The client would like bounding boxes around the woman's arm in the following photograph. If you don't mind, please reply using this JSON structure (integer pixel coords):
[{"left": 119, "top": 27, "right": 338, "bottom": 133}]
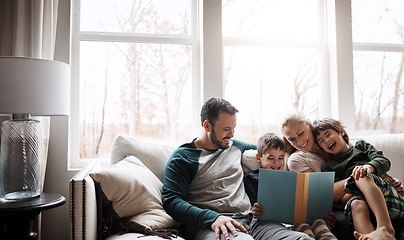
[{"left": 333, "top": 178, "right": 352, "bottom": 203}]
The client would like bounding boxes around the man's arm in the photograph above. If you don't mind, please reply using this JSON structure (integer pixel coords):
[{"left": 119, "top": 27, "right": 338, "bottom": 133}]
[{"left": 162, "top": 149, "right": 220, "bottom": 229}]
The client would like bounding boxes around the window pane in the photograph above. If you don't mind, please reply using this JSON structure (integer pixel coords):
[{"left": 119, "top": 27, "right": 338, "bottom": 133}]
[
  {"left": 222, "top": 0, "right": 319, "bottom": 40},
  {"left": 224, "top": 46, "right": 320, "bottom": 143},
  {"left": 353, "top": 51, "right": 404, "bottom": 134},
  {"left": 80, "top": 0, "right": 191, "bottom": 35},
  {"left": 352, "top": 0, "right": 404, "bottom": 44},
  {"left": 80, "top": 41, "right": 192, "bottom": 159}
]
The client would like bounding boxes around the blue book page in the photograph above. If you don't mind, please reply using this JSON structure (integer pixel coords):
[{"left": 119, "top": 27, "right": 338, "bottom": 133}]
[
  {"left": 257, "top": 169, "right": 297, "bottom": 224},
  {"left": 306, "top": 172, "right": 335, "bottom": 224}
]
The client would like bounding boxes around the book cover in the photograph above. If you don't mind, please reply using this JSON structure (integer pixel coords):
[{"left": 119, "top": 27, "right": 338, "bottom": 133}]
[{"left": 257, "top": 169, "right": 334, "bottom": 225}]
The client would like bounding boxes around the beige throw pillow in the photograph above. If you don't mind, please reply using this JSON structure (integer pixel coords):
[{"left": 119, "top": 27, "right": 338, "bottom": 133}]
[{"left": 89, "top": 156, "right": 178, "bottom": 236}]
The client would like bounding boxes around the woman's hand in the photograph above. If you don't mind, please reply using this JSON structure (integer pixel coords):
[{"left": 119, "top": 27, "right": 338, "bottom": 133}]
[
  {"left": 352, "top": 164, "right": 374, "bottom": 180},
  {"left": 252, "top": 203, "right": 264, "bottom": 219},
  {"left": 381, "top": 173, "right": 404, "bottom": 196},
  {"left": 323, "top": 212, "right": 336, "bottom": 230},
  {"left": 395, "top": 182, "right": 404, "bottom": 196}
]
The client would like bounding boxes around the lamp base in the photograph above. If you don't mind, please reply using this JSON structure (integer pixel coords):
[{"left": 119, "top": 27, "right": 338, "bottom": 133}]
[
  {"left": 4, "top": 191, "right": 40, "bottom": 200},
  {"left": 0, "top": 118, "right": 42, "bottom": 200}
]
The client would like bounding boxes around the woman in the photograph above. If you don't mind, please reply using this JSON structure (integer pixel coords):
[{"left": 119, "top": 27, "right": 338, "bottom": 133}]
[
  {"left": 281, "top": 112, "right": 329, "bottom": 173},
  {"left": 280, "top": 112, "right": 404, "bottom": 240}
]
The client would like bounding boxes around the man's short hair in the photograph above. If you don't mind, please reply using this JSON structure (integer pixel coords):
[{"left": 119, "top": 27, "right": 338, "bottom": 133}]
[
  {"left": 257, "top": 133, "right": 285, "bottom": 157},
  {"left": 200, "top": 98, "right": 238, "bottom": 127}
]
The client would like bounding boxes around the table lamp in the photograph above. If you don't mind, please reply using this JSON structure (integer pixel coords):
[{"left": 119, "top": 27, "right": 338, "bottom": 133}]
[{"left": 0, "top": 57, "right": 70, "bottom": 200}]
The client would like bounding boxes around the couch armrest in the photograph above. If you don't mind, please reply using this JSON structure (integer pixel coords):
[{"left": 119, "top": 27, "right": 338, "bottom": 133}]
[{"left": 70, "top": 162, "right": 101, "bottom": 240}]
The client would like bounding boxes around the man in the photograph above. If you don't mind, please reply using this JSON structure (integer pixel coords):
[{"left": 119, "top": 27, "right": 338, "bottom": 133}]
[{"left": 162, "top": 98, "right": 310, "bottom": 240}]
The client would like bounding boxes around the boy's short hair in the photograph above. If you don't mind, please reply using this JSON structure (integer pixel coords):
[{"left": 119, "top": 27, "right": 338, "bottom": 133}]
[
  {"left": 312, "top": 118, "right": 349, "bottom": 144},
  {"left": 257, "top": 133, "right": 285, "bottom": 157},
  {"left": 200, "top": 98, "right": 238, "bottom": 127}
]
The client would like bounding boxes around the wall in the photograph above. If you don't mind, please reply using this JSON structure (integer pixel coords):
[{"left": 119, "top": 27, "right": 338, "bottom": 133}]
[{"left": 41, "top": 0, "right": 77, "bottom": 239}]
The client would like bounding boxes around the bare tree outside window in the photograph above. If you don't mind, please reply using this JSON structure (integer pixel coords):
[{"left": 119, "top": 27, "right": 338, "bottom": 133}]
[
  {"left": 79, "top": 0, "right": 192, "bottom": 159},
  {"left": 222, "top": 0, "right": 320, "bottom": 142},
  {"left": 352, "top": 0, "right": 404, "bottom": 134}
]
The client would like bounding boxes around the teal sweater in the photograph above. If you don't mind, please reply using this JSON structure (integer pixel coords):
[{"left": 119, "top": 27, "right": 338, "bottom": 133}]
[
  {"left": 321, "top": 139, "right": 391, "bottom": 182},
  {"left": 162, "top": 139, "right": 256, "bottom": 230}
]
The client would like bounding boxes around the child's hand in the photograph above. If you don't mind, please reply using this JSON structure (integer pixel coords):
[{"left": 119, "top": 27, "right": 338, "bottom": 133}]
[
  {"left": 323, "top": 212, "right": 336, "bottom": 230},
  {"left": 252, "top": 203, "right": 264, "bottom": 219},
  {"left": 352, "top": 164, "right": 374, "bottom": 180}
]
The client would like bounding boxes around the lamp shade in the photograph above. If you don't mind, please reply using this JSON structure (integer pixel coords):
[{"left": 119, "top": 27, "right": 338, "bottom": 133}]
[{"left": 0, "top": 57, "right": 70, "bottom": 116}]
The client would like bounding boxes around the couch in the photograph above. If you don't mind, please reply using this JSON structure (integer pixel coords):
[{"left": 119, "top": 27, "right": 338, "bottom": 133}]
[{"left": 70, "top": 134, "right": 404, "bottom": 240}]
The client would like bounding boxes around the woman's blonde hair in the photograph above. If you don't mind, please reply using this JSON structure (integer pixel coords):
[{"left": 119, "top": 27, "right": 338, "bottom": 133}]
[{"left": 280, "top": 111, "right": 310, "bottom": 154}]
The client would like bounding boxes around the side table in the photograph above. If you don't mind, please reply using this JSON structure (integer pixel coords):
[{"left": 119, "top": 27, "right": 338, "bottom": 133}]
[{"left": 0, "top": 193, "right": 66, "bottom": 240}]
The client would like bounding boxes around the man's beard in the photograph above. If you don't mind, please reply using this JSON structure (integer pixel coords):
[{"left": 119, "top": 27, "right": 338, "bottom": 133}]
[{"left": 210, "top": 128, "right": 230, "bottom": 149}]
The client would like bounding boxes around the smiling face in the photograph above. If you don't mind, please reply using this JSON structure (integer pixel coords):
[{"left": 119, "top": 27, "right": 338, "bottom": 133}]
[
  {"left": 283, "top": 122, "right": 315, "bottom": 153},
  {"left": 257, "top": 148, "right": 285, "bottom": 170},
  {"left": 315, "top": 129, "right": 349, "bottom": 154},
  {"left": 208, "top": 112, "right": 236, "bottom": 149}
]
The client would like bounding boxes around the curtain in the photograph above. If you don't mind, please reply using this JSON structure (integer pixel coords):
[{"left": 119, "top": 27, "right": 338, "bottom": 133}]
[
  {"left": 0, "top": 0, "right": 59, "bottom": 59},
  {"left": 0, "top": 1, "right": 60, "bottom": 239}
]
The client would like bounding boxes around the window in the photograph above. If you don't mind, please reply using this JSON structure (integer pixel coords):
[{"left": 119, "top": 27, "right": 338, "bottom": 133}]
[
  {"left": 352, "top": 0, "right": 404, "bottom": 134},
  {"left": 222, "top": 0, "right": 325, "bottom": 142},
  {"left": 71, "top": 0, "right": 404, "bottom": 167},
  {"left": 71, "top": 0, "right": 196, "bottom": 167}
]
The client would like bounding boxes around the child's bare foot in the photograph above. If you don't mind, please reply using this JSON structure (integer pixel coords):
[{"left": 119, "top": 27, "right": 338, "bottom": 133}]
[{"left": 354, "top": 227, "right": 395, "bottom": 240}]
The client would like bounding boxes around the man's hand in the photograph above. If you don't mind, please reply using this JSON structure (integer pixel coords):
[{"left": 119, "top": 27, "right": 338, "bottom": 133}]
[
  {"left": 211, "top": 215, "right": 248, "bottom": 240},
  {"left": 252, "top": 203, "right": 264, "bottom": 219}
]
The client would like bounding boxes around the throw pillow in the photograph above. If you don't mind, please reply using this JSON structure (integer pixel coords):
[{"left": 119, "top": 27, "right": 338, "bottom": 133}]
[
  {"left": 89, "top": 155, "right": 179, "bottom": 238},
  {"left": 110, "top": 135, "right": 177, "bottom": 182}
]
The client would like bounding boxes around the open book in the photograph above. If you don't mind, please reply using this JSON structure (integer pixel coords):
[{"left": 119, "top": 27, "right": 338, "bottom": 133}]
[{"left": 257, "top": 169, "right": 335, "bottom": 225}]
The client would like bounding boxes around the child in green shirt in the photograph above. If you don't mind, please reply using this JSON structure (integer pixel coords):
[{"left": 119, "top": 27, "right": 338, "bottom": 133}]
[{"left": 312, "top": 118, "right": 404, "bottom": 240}]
